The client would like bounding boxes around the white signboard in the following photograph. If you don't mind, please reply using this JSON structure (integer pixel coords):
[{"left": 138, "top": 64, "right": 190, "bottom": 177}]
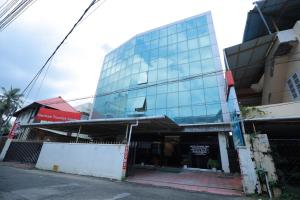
[{"left": 190, "top": 145, "right": 209, "bottom": 155}]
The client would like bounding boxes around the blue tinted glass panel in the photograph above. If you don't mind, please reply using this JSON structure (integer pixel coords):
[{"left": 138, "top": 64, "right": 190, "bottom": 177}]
[
  {"left": 167, "top": 92, "right": 178, "bottom": 108},
  {"left": 147, "top": 95, "right": 156, "bottom": 109},
  {"left": 157, "top": 68, "right": 167, "bottom": 81},
  {"left": 188, "top": 39, "right": 199, "bottom": 49},
  {"left": 147, "top": 86, "right": 156, "bottom": 96},
  {"left": 167, "top": 107, "right": 179, "bottom": 118},
  {"left": 168, "top": 82, "right": 178, "bottom": 93},
  {"left": 178, "top": 63, "right": 189, "bottom": 77},
  {"left": 191, "top": 89, "right": 205, "bottom": 105},
  {"left": 179, "top": 106, "right": 192, "bottom": 117},
  {"left": 156, "top": 94, "right": 167, "bottom": 109},
  {"left": 200, "top": 47, "right": 213, "bottom": 59},
  {"left": 201, "top": 58, "right": 215, "bottom": 73},
  {"left": 203, "top": 76, "right": 217, "bottom": 88},
  {"left": 157, "top": 84, "right": 167, "bottom": 94},
  {"left": 191, "top": 78, "right": 203, "bottom": 90},
  {"left": 179, "top": 80, "right": 190, "bottom": 91},
  {"left": 179, "top": 91, "right": 191, "bottom": 106},
  {"left": 205, "top": 87, "right": 220, "bottom": 103},
  {"left": 190, "top": 61, "right": 201, "bottom": 75},
  {"left": 192, "top": 105, "right": 206, "bottom": 116}
]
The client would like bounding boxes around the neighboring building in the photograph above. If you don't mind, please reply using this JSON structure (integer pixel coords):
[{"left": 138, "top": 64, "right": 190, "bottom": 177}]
[
  {"left": 74, "top": 102, "right": 92, "bottom": 120},
  {"left": 224, "top": 0, "right": 300, "bottom": 192},
  {"left": 91, "top": 11, "right": 237, "bottom": 173},
  {"left": 11, "top": 96, "right": 81, "bottom": 141}
]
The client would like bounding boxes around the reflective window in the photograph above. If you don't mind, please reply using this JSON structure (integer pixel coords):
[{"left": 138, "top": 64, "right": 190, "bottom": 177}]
[
  {"left": 167, "top": 92, "right": 178, "bottom": 108},
  {"left": 201, "top": 58, "right": 215, "bottom": 73},
  {"left": 147, "top": 86, "right": 156, "bottom": 96},
  {"left": 203, "top": 76, "right": 217, "bottom": 88},
  {"left": 159, "top": 36, "right": 167, "bottom": 47},
  {"left": 168, "top": 65, "right": 178, "bottom": 79},
  {"left": 179, "top": 80, "right": 190, "bottom": 91},
  {"left": 178, "top": 41, "right": 188, "bottom": 52},
  {"left": 188, "top": 39, "right": 199, "bottom": 49},
  {"left": 156, "top": 94, "right": 167, "bottom": 108},
  {"left": 179, "top": 106, "right": 192, "bottom": 117},
  {"left": 133, "top": 97, "right": 146, "bottom": 112},
  {"left": 179, "top": 91, "right": 191, "bottom": 106},
  {"left": 178, "top": 63, "right": 189, "bottom": 77},
  {"left": 191, "top": 78, "right": 203, "bottom": 90},
  {"left": 189, "top": 49, "right": 201, "bottom": 62},
  {"left": 147, "top": 95, "right": 156, "bottom": 109},
  {"left": 200, "top": 46, "right": 213, "bottom": 59},
  {"left": 192, "top": 105, "right": 206, "bottom": 116},
  {"left": 167, "top": 107, "right": 179, "bottom": 117},
  {"left": 168, "top": 82, "right": 178, "bottom": 93},
  {"left": 205, "top": 87, "right": 220, "bottom": 103},
  {"left": 191, "top": 89, "right": 205, "bottom": 105},
  {"left": 190, "top": 61, "right": 201, "bottom": 75},
  {"left": 199, "top": 35, "right": 210, "bottom": 47},
  {"left": 178, "top": 51, "right": 189, "bottom": 64},
  {"left": 138, "top": 72, "right": 148, "bottom": 84},
  {"left": 148, "top": 70, "right": 157, "bottom": 83},
  {"left": 206, "top": 103, "right": 221, "bottom": 116},
  {"left": 157, "top": 84, "right": 167, "bottom": 94},
  {"left": 157, "top": 68, "right": 167, "bottom": 81}
]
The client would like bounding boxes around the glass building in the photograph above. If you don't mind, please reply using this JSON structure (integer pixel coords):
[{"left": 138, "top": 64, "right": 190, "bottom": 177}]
[{"left": 92, "top": 11, "right": 229, "bottom": 125}]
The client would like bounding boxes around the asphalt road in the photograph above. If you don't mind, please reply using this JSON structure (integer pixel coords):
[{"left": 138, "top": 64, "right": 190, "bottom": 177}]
[{"left": 0, "top": 164, "right": 250, "bottom": 200}]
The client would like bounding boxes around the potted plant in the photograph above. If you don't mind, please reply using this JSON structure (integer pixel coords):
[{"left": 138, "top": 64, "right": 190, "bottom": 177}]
[
  {"left": 181, "top": 158, "right": 190, "bottom": 169},
  {"left": 207, "top": 159, "right": 219, "bottom": 171}
]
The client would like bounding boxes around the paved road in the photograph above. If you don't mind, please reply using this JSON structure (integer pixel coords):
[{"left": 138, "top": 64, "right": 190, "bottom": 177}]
[{"left": 0, "top": 164, "right": 250, "bottom": 200}]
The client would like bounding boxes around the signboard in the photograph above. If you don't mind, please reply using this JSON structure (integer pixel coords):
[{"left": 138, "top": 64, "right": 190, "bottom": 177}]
[
  {"left": 190, "top": 145, "right": 209, "bottom": 155},
  {"left": 35, "top": 107, "right": 81, "bottom": 122}
]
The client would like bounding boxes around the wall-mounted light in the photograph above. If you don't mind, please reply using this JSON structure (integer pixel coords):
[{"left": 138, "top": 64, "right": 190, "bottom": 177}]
[{"left": 229, "top": 131, "right": 232, "bottom": 136}]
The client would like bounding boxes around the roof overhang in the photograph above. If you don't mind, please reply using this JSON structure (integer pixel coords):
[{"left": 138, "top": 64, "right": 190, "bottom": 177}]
[
  {"left": 245, "top": 116, "right": 300, "bottom": 122},
  {"left": 224, "top": 34, "right": 276, "bottom": 89},
  {"left": 243, "top": 0, "right": 300, "bottom": 42},
  {"left": 21, "top": 115, "right": 181, "bottom": 136}
]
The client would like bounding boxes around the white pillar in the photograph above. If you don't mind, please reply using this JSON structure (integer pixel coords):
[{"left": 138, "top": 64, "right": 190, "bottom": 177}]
[
  {"left": 0, "top": 139, "right": 12, "bottom": 161},
  {"left": 237, "top": 146, "right": 258, "bottom": 194},
  {"left": 218, "top": 132, "right": 230, "bottom": 173}
]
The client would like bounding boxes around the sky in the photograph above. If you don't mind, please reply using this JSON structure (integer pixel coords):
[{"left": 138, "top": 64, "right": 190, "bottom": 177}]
[{"left": 0, "top": 0, "right": 254, "bottom": 107}]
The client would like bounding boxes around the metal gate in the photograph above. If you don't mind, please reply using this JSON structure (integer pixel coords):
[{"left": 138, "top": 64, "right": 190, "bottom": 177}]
[{"left": 3, "top": 140, "right": 43, "bottom": 164}]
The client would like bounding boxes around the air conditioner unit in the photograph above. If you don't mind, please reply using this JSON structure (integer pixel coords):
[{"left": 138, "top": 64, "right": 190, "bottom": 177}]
[{"left": 274, "top": 29, "right": 298, "bottom": 56}]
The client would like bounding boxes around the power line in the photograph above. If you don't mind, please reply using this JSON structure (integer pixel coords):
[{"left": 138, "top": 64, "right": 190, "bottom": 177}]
[
  {"left": 0, "top": 0, "right": 107, "bottom": 135},
  {"left": 0, "top": 0, "right": 36, "bottom": 31},
  {"left": 21, "top": 0, "right": 105, "bottom": 99}
]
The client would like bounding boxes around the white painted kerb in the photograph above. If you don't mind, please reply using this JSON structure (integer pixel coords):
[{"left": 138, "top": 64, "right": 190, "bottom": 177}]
[{"left": 36, "top": 143, "right": 126, "bottom": 180}]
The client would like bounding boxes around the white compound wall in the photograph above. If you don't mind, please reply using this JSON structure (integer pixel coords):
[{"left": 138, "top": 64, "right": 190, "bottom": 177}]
[{"left": 36, "top": 142, "right": 126, "bottom": 180}]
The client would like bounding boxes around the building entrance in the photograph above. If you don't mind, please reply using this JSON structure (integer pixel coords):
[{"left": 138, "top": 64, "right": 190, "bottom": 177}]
[{"left": 128, "top": 133, "right": 221, "bottom": 170}]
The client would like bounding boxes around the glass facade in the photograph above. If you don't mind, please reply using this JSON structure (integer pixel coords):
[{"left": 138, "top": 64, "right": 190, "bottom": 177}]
[{"left": 92, "top": 12, "right": 228, "bottom": 124}]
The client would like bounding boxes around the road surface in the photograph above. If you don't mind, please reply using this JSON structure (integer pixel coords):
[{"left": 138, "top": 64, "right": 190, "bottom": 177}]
[{"left": 0, "top": 164, "right": 250, "bottom": 200}]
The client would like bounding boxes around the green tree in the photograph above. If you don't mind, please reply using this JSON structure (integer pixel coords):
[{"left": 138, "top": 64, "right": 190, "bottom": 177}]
[{"left": 0, "top": 86, "right": 23, "bottom": 127}]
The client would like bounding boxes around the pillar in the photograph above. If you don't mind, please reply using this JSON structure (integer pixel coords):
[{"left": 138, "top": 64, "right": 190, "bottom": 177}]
[
  {"left": 218, "top": 132, "right": 230, "bottom": 173},
  {"left": 0, "top": 139, "right": 12, "bottom": 161},
  {"left": 237, "top": 146, "right": 259, "bottom": 194}
]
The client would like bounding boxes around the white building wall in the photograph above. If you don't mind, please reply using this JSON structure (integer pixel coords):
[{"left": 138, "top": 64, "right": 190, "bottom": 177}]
[
  {"left": 36, "top": 143, "right": 126, "bottom": 180},
  {"left": 262, "top": 20, "right": 300, "bottom": 104}
]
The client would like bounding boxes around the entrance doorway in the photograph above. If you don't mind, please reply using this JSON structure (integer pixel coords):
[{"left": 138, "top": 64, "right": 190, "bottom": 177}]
[{"left": 128, "top": 133, "right": 221, "bottom": 171}]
